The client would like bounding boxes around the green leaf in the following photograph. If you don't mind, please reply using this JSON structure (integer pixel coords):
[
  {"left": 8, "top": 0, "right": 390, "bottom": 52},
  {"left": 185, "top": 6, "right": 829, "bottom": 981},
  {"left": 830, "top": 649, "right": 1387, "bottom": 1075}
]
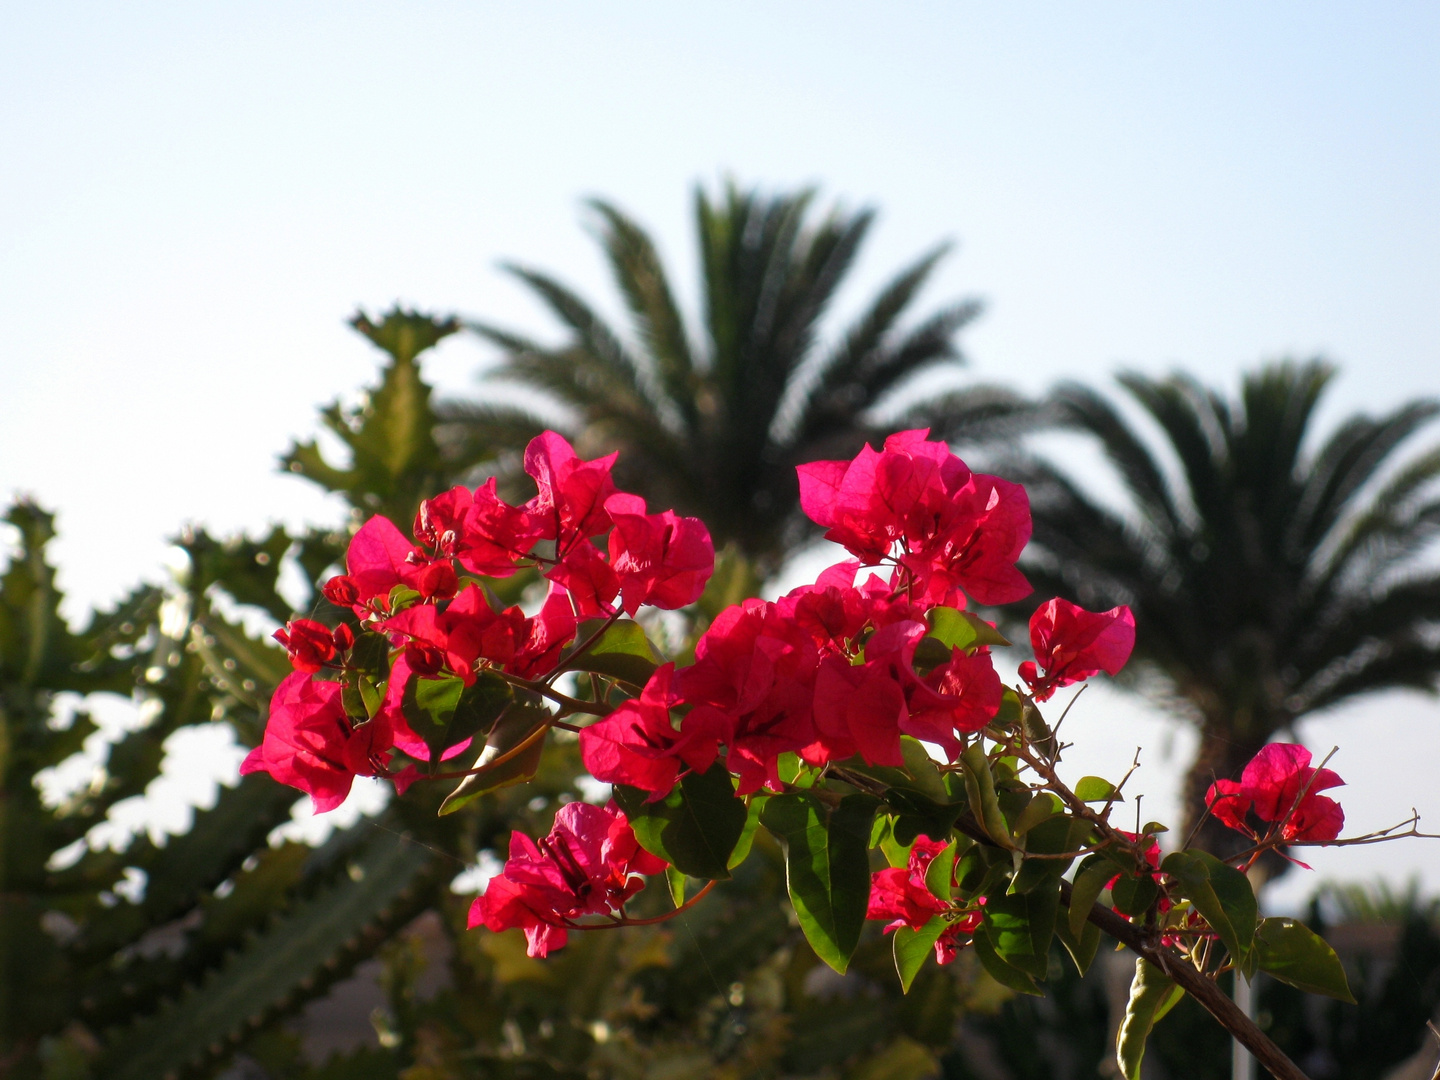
[
  {"left": 993, "top": 687, "right": 1023, "bottom": 729},
  {"left": 959, "top": 744, "right": 1014, "bottom": 849},
  {"left": 884, "top": 789, "right": 962, "bottom": 846},
  {"left": 728, "top": 794, "right": 768, "bottom": 870},
  {"left": 1011, "top": 816, "right": 1090, "bottom": 893},
  {"left": 613, "top": 761, "right": 748, "bottom": 878},
  {"left": 1110, "top": 871, "right": 1159, "bottom": 917},
  {"left": 357, "top": 676, "right": 383, "bottom": 718},
  {"left": 1161, "top": 851, "right": 1257, "bottom": 966},
  {"left": 561, "top": 618, "right": 658, "bottom": 689},
  {"left": 1253, "top": 917, "right": 1355, "bottom": 1002},
  {"left": 926, "top": 606, "right": 980, "bottom": 651},
  {"left": 1054, "top": 908, "right": 1102, "bottom": 976},
  {"left": 894, "top": 916, "right": 948, "bottom": 993},
  {"left": 1012, "top": 792, "right": 1064, "bottom": 835},
  {"left": 923, "top": 841, "right": 957, "bottom": 900},
  {"left": 438, "top": 704, "right": 550, "bottom": 814},
  {"left": 1020, "top": 699, "right": 1057, "bottom": 759},
  {"left": 1116, "top": 958, "right": 1184, "bottom": 1080},
  {"left": 665, "top": 866, "right": 687, "bottom": 907},
  {"left": 898, "top": 736, "right": 950, "bottom": 801},
  {"left": 981, "top": 884, "right": 1059, "bottom": 979},
  {"left": 401, "top": 671, "right": 513, "bottom": 763},
  {"left": 973, "top": 926, "right": 1043, "bottom": 996},
  {"left": 1074, "top": 776, "right": 1120, "bottom": 802},
  {"left": 349, "top": 631, "right": 390, "bottom": 678},
  {"left": 955, "top": 843, "right": 1011, "bottom": 902},
  {"left": 760, "top": 793, "right": 880, "bottom": 973},
  {"left": 1069, "top": 855, "right": 1115, "bottom": 938}
]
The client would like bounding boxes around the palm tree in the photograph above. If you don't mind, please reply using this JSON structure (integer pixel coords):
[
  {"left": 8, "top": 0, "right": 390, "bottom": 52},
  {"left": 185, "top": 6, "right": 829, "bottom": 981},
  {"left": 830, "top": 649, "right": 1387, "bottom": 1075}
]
[
  {"left": 436, "top": 179, "right": 1029, "bottom": 575},
  {"left": 1015, "top": 360, "right": 1440, "bottom": 849}
]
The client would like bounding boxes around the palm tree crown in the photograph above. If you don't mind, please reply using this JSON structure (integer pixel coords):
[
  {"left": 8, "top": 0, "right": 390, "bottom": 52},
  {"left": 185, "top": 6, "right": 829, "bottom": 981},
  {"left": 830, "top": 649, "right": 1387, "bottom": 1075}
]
[
  {"left": 437, "top": 180, "right": 1026, "bottom": 574},
  {"left": 1017, "top": 361, "right": 1440, "bottom": 841}
]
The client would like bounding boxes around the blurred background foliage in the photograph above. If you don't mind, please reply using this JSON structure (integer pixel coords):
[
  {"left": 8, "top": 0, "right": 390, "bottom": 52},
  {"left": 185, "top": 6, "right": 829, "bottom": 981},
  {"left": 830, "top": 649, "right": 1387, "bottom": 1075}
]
[{"left": 3, "top": 182, "right": 1440, "bottom": 1080}]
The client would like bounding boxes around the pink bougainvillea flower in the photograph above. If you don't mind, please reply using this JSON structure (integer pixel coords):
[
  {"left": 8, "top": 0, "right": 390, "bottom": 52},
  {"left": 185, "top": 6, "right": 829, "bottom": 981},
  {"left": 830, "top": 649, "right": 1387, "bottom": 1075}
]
[
  {"left": 797, "top": 429, "right": 971, "bottom": 563},
  {"left": 273, "top": 618, "right": 338, "bottom": 674},
  {"left": 810, "top": 652, "right": 909, "bottom": 767},
  {"left": 458, "top": 478, "right": 545, "bottom": 577},
  {"left": 797, "top": 429, "right": 1033, "bottom": 609},
  {"left": 545, "top": 539, "right": 620, "bottom": 619},
  {"left": 344, "top": 515, "right": 424, "bottom": 605},
  {"left": 676, "top": 598, "right": 821, "bottom": 794},
  {"left": 322, "top": 575, "right": 360, "bottom": 607},
  {"left": 381, "top": 583, "right": 510, "bottom": 686},
  {"left": 467, "top": 802, "right": 667, "bottom": 957},
  {"left": 865, "top": 836, "right": 979, "bottom": 964},
  {"left": 241, "top": 672, "right": 394, "bottom": 813},
  {"left": 415, "top": 560, "right": 458, "bottom": 601},
  {"left": 604, "top": 493, "right": 715, "bottom": 615},
  {"left": 1017, "top": 598, "right": 1135, "bottom": 702},
  {"left": 523, "top": 432, "right": 618, "bottom": 551},
  {"left": 506, "top": 583, "right": 580, "bottom": 679},
  {"left": 413, "top": 485, "right": 474, "bottom": 556},
  {"left": 906, "top": 472, "right": 1033, "bottom": 607},
  {"left": 905, "top": 646, "right": 1004, "bottom": 759},
  {"left": 579, "top": 663, "right": 725, "bottom": 798},
  {"left": 1205, "top": 743, "right": 1345, "bottom": 844}
]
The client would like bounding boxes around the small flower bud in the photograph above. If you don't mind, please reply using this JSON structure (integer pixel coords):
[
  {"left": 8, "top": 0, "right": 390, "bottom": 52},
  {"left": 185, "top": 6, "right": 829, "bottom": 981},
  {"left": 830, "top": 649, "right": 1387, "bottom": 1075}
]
[
  {"left": 276, "top": 618, "right": 337, "bottom": 673},
  {"left": 417, "top": 560, "right": 458, "bottom": 600},
  {"left": 322, "top": 576, "right": 360, "bottom": 607},
  {"left": 331, "top": 623, "right": 355, "bottom": 651}
]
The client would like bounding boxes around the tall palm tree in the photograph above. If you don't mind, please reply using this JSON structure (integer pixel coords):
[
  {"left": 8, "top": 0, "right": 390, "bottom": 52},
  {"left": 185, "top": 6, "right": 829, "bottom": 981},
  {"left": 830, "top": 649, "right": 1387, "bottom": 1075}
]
[
  {"left": 437, "top": 180, "right": 1029, "bottom": 575},
  {"left": 1015, "top": 361, "right": 1440, "bottom": 848}
]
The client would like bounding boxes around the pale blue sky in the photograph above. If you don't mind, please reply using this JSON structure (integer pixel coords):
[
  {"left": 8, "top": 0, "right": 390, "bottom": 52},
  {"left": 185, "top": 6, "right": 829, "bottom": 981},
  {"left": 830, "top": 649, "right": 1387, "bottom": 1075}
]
[{"left": 3, "top": 3, "right": 1439, "bottom": 904}]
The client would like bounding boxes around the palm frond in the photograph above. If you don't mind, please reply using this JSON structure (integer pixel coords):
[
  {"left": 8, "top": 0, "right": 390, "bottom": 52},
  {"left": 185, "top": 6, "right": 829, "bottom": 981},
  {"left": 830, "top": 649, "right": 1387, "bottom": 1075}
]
[
  {"left": 1296, "top": 399, "right": 1440, "bottom": 554},
  {"left": 1051, "top": 383, "right": 1186, "bottom": 542},
  {"left": 586, "top": 199, "right": 697, "bottom": 431}
]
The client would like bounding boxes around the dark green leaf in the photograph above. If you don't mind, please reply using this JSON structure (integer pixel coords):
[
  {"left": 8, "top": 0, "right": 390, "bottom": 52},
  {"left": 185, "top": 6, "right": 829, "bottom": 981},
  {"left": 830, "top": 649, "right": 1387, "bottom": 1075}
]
[
  {"left": 898, "top": 736, "right": 950, "bottom": 801},
  {"left": 1110, "top": 871, "right": 1159, "bottom": 918},
  {"left": 561, "top": 618, "right": 659, "bottom": 689},
  {"left": 1116, "top": 958, "right": 1184, "bottom": 1080},
  {"left": 1012, "top": 792, "right": 1064, "bottom": 835},
  {"left": 1069, "top": 855, "right": 1115, "bottom": 938},
  {"left": 973, "top": 927, "right": 1043, "bottom": 996},
  {"left": 959, "top": 743, "right": 1014, "bottom": 849},
  {"left": 1054, "top": 905, "right": 1102, "bottom": 976},
  {"left": 1011, "top": 816, "right": 1090, "bottom": 893},
  {"left": 761, "top": 793, "right": 880, "bottom": 973},
  {"left": 894, "top": 916, "right": 948, "bottom": 993},
  {"left": 982, "top": 884, "right": 1059, "bottom": 979},
  {"left": 955, "top": 844, "right": 1010, "bottom": 901},
  {"left": 1252, "top": 917, "right": 1355, "bottom": 1002},
  {"left": 614, "top": 761, "right": 748, "bottom": 879},
  {"left": 884, "top": 788, "right": 962, "bottom": 845},
  {"left": 1161, "top": 851, "right": 1257, "bottom": 965},
  {"left": 349, "top": 631, "right": 390, "bottom": 678}
]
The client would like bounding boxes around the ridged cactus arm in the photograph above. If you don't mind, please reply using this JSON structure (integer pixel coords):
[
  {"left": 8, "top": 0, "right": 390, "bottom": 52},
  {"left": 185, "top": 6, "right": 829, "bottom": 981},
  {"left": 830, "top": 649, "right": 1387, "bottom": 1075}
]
[{"left": 99, "top": 826, "right": 440, "bottom": 1080}]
